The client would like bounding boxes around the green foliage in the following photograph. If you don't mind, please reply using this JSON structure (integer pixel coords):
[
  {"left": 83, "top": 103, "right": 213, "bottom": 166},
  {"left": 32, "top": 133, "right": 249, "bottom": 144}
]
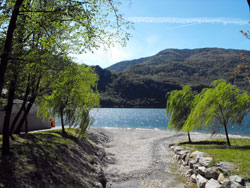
[
  {"left": 38, "top": 63, "right": 99, "bottom": 135},
  {"left": 166, "top": 86, "right": 196, "bottom": 131},
  {"left": 183, "top": 79, "right": 250, "bottom": 145}
]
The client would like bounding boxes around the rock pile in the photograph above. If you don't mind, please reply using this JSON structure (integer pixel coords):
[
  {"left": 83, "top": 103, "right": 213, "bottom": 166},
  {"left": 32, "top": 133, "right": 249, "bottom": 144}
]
[{"left": 169, "top": 145, "right": 250, "bottom": 188}]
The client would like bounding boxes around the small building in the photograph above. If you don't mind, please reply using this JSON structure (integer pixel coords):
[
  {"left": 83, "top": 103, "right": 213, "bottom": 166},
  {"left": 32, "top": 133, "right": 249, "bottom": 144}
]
[{"left": 0, "top": 99, "right": 50, "bottom": 134}]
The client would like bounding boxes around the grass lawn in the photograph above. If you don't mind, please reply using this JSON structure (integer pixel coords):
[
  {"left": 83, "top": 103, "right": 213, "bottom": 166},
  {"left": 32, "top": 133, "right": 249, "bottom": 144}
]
[{"left": 180, "top": 138, "right": 250, "bottom": 179}]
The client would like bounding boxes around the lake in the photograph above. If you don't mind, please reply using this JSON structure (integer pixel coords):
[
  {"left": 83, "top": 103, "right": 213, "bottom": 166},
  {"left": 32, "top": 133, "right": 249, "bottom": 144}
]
[{"left": 56, "top": 108, "right": 250, "bottom": 137}]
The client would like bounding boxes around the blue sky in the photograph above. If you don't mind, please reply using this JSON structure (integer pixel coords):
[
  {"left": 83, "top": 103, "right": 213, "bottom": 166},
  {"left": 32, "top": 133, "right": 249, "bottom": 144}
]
[{"left": 75, "top": 0, "right": 250, "bottom": 68}]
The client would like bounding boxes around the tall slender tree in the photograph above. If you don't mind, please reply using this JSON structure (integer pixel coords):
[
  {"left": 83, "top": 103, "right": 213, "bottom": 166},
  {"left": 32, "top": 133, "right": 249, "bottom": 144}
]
[{"left": 166, "top": 86, "right": 197, "bottom": 143}]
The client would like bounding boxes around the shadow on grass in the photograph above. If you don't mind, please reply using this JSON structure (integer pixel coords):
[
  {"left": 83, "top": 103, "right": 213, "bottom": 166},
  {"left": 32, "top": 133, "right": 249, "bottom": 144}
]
[
  {"left": 179, "top": 140, "right": 250, "bottom": 150},
  {"left": 0, "top": 130, "right": 98, "bottom": 188}
]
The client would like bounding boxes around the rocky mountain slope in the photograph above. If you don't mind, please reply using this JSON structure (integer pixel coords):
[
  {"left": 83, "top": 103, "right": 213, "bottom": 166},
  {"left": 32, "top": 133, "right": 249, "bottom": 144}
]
[{"left": 95, "top": 48, "right": 250, "bottom": 108}]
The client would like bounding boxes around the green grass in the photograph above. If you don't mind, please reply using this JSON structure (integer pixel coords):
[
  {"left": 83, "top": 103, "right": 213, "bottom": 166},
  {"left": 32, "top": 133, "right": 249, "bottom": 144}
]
[{"left": 180, "top": 138, "right": 250, "bottom": 179}]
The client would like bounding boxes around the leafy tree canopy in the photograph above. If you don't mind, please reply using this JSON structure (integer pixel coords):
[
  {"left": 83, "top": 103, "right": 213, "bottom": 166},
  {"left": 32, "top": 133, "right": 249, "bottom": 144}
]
[
  {"left": 38, "top": 62, "right": 99, "bottom": 136},
  {"left": 183, "top": 79, "right": 250, "bottom": 145}
]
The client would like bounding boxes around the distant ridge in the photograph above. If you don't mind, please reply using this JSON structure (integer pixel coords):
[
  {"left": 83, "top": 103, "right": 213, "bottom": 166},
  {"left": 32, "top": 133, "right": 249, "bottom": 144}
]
[
  {"left": 96, "top": 48, "right": 250, "bottom": 108},
  {"left": 107, "top": 57, "right": 149, "bottom": 72},
  {"left": 107, "top": 48, "right": 250, "bottom": 73}
]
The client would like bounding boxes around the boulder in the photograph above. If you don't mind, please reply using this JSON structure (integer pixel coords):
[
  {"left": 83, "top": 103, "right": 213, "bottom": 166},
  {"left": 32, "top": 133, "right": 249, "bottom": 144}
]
[
  {"left": 191, "top": 174, "right": 197, "bottom": 183},
  {"left": 189, "top": 159, "right": 197, "bottom": 169},
  {"left": 197, "top": 174, "right": 208, "bottom": 188},
  {"left": 184, "top": 153, "right": 190, "bottom": 163},
  {"left": 190, "top": 151, "right": 205, "bottom": 162},
  {"left": 229, "top": 175, "right": 245, "bottom": 186},
  {"left": 221, "top": 179, "right": 231, "bottom": 188},
  {"left": 169, "top": 143, "right": 175, "bottom": 148},
  {"left": 94, "top": 182, "right": 103, "bottom": 188},
  {"left": 185, "top": 169, "right": 193, "bottom": 177},
  {"left": 193, "top": 164, "right": 200, "bottom": 172},
  {"left": 178, "top": 150, "right": 189, "bottom": 160},
  {"left": 199, "top": 157, "right": 213, "bottom": 167},
  {"left": 230, "top": 182, "right": 244, "bottom": 188},
  {"left": 205, "top": 178, "right": 221, "bottom": 188},
  {"left": 216, "top": 162, "right": 235, "bottom": 172},
  {"left": 174, "top": 146, "right": 183, "bottom": 154},
  {"left": 246, "top": 183, "right": 250, "bottom": 188},
  {"left": 197, "top": 166, "right": 207, "bottom": 176},
  {"left": 217, "top": 173, "right": 226, "bottom": 183},
  {"left": 205, "top": 167, "right": 220, "bottom": 179}
]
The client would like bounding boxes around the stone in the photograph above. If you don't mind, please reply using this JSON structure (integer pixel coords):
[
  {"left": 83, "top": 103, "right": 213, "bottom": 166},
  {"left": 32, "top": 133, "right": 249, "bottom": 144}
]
[
  {"left": 216, "top": 162, "right": 235, "bottom": 172},
  {"left": 179, "top": 150, "right": 189, "bottom": 160},
  {"left": 221, "top": 179, "right": 231, "bottom": 188},
  {"left": 246, "top": 183, "right": 250, "bottom": 188},
  {"left": 217, "top": 173, "right": 226, "bottom": 183},
  {"left": 229, "top": 175, "right": 245, "bottom": 186},
  {"left": 196, "top": 174, "right": 208, "bottom": 188},
  {"left": 199, "top": 157, "right": 213, "bottom": 167},
  {"left": 174, "top": 154, "right": 180, "bottom": 160},
  {"left": 193, "top": 164, "right": 200, "bottom": 172},
  {"left": 174, "top": 146, "right": 183, "bottom": 154},
  {"left": 197, "top": 166, "right": 207, "bottom": 176},
  {"left": 185, "top": 169, "right": 193, "bottom": 177},
  {"left": 205, "top": 178, "right": 221, "bottom": 188},
  {"left": 184, "top": 153, "right": 190, "bottom": 162},
  {"left": 189, "top": 159, "right": 197, "bottom": 169},
  {"left": 94, "top": 182, "right": 103, "bottom": 188},
  {"left": 182, "top": 158, "right": 189, "bottom": 166},
  {"left": 169, "top": 143, "right": 175, "bottom": 148},
  {"left": 191, "top": 174, "right": 197, "bottom": 183},
  {"left": 170, "top": 145, "right": 175, "bottom": 151},
  {"left": 230, "top": 182, "right": 244, "bottom": 188},
  {"left": 190, "top": 151, "right": 205, "bottom": 161},
  {"left": 205, "top": 167, "right": 220, "bottom": 180}
]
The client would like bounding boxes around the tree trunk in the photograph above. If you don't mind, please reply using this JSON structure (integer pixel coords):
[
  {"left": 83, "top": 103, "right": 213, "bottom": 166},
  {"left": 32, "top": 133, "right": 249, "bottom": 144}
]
[
  {"left": 9, "top": 79, "right": 30, "bottom": 135},
  {"left": 223, "top": 123, "right": 231, "bottom": 146},
  {"left": 187, "top": 131, "right": 192, "bottom": 143},
  {"left": 60, "top": 107, "right": 66, "bottom": 134},
  {"left": 0, "top": 0, "right": 24, "bottom": 95},
  {"left": 14, "top": 76, "right": 41, "bottom": 134},
  {"left": 14, "top": 98, "right": 34, "bottom": 134},
  {"left": 2, "top": 77, "right": 17, "bottom": 156}
]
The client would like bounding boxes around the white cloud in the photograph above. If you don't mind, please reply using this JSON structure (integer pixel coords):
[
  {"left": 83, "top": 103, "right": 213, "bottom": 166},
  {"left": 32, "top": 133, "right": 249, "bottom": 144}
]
[
  {"left": 127, "top": 17, "right": 249, "bottom": 25},
  {"left": 72, "top": 46, "right": 132, "bottom": 68}
]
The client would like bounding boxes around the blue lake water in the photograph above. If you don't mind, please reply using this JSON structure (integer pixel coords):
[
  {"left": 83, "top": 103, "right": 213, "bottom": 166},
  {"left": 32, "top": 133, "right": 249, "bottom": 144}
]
[{"left": 56, "top": 108, "right": 250, "bottom": 137}]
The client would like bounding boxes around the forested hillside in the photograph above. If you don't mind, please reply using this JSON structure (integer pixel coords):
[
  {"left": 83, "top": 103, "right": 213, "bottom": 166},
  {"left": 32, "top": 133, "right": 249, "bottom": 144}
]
[{"left": 96, "top": 48, "right": 250, "bottom": 108}]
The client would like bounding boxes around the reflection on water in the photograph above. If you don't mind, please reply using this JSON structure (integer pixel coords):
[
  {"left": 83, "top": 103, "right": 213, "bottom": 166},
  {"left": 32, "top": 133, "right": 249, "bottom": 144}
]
[{"left": 56, "top": 108, "right": 250, "bottom": 137}]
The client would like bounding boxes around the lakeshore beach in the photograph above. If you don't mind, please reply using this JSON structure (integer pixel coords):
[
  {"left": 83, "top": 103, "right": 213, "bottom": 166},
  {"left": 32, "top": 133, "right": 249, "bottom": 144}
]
[{"left": 91, "top": 127, "right": 247, "bottom": 188}]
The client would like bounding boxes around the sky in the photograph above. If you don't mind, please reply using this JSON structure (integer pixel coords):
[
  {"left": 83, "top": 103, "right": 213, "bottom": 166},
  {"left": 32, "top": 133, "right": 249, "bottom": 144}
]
[{"left": 74, "top": 0, "right": 250, "bottom": 68}]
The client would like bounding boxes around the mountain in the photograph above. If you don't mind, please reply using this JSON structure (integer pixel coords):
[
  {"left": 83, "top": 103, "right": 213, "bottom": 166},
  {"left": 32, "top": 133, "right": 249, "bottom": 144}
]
[{"left": 95, "top": 48, "right": 250, "bottom": 108}]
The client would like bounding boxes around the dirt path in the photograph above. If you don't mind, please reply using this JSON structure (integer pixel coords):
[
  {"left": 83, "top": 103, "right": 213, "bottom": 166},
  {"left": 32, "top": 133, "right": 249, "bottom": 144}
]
[{"left": 100, "top": 128, "right": 212, "bottom": 188}]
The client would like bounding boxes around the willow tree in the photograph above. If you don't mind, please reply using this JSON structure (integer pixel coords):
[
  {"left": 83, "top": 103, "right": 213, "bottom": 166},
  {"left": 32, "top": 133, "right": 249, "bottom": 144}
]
[
  {"left": 184, "top": 80, "right": 250, "bottom": 146},
  {"left": 38, "top": 63, "right": 99, "bottom": 135},
  {"left": 166, "top": 86, "right": 197, "bottom": 143}
]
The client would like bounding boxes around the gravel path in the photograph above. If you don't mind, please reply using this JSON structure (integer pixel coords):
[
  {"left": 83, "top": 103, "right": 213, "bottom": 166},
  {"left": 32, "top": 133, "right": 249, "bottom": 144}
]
[{"left": 97, "top": 128, "right": 214, "bottom": 188}]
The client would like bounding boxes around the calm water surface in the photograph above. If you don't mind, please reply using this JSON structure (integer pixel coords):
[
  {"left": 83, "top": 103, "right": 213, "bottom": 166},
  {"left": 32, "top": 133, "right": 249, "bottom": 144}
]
[{"left": 57, "top": 108, "right": 250, "bottom": 137}]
